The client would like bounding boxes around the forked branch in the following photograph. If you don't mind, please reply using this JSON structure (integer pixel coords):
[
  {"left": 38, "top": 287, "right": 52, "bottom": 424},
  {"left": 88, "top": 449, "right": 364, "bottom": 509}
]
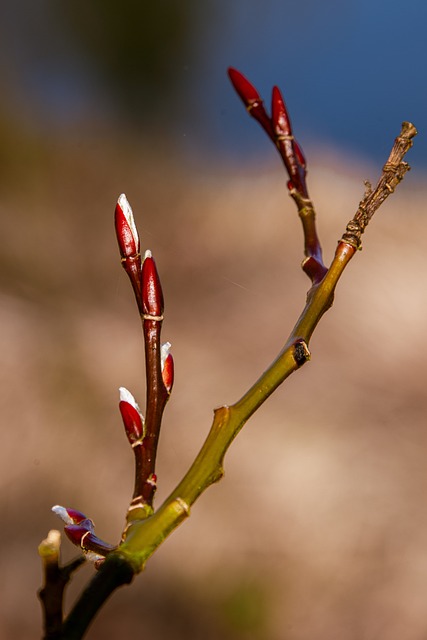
[{"left": 39, "top": 68, "right": 416, "bottom": 640}]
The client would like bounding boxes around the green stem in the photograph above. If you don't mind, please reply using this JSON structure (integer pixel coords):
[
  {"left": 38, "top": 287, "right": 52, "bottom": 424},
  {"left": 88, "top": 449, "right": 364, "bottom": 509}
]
[
  {"left": 60, "top": 122, "right": 415, "bottom": 636},
  {"left": 119, "top": 241, "right": 356, "bottom": 570}
]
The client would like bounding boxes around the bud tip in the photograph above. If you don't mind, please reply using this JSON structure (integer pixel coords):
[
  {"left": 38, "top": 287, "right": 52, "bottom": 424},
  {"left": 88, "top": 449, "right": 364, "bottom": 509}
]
[
  {"left": 119, "top": 386, "right": 141, "bottom": 413},
  {"left": 52, "top": 505, "right": 73, "bottom": 525},
  {"left": 115, "top": 193, "right": 139, "bottom": 256},
  {"left": 160, "top": 342, "right": 172, "bottom": 367}
]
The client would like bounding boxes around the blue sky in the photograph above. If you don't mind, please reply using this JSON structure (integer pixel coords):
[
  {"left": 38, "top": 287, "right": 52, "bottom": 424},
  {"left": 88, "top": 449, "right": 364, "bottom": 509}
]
[
  {"left": 1, "top": 1, "right": 425, "bottom": 168},
  {"left": 192, "top": 0, "right": 426, "bottom": 167}
]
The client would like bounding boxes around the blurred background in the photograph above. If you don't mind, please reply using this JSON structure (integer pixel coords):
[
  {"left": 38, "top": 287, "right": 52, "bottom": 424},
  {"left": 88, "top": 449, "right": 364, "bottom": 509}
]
[{"left": 1, "top": 1, "right": 427, "bottom": 639}]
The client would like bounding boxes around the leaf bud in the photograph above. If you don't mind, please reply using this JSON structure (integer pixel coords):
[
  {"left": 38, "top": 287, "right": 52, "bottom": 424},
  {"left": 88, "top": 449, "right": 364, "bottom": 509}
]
[
  {"left": 142, "top": 250, "right": 164, "bottom": 318},
  {"left": 119, "top": 387, "right": 144, "bottom": 445},
  {"left": 52, "top": 505, "right": 89, "bottom": 526},
  {"left": 228, "top": 67, "right": 262, "bottom": 107},
  {"left": 115, "top": 193, "right": 140, "bottom": 260},
  {"left": 160, "top": 342, "right": 174, "bottom": 393}
]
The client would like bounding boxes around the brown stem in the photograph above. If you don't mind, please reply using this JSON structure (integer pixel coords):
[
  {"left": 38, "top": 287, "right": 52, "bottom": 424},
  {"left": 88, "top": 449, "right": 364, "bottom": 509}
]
[
  {"left": 61, "top": 554, "right": 135, "bottom": 640},
  {"left": 140, "top": 317, "right": 168, "bottom": 499},
  {"left": 124, "top": 316, "right": 169, "bottom": 526},
  {"left": 38, "top": 530, "right": 85, "bottom": 639},
  {"left": 118, "top": 247, "right": 171, "bottom": 524},
  {"left": 342, "top": 122, "right": 417, "bottom": 248}
]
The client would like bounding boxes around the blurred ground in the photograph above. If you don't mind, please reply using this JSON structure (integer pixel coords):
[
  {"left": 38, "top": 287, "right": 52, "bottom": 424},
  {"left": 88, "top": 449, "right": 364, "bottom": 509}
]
[{"left": 0, "top": 130, "right": 426, "bottom": 639}]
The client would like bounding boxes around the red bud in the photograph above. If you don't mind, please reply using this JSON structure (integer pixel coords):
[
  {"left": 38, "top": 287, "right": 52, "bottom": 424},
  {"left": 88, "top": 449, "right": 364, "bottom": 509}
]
[
  {"left": 228, "top": 67, "right": 262, "bottom": 107},
  {"left": 161, "top": 342, "right": 174, "bottom": 393},
  {"left": 142, "top": 251, "right": 164, "bottom": 317},
  {"left": 66, "top": 508, "right": 88, "bottom": 524},
  {"left": 271, "top": 86, "right": 292, "bottom": 138},
  {"left": 52, "top": 505, "right": 88, "bottom": 525},
  {"left": 115, "top": 194, "right": 140, "bottom": 260},
  {"left": 119, "top": 387, "right": 144, "bottom": 445},
  {"left": 52, "top": 504, "right": 115, "bottom": 561}
]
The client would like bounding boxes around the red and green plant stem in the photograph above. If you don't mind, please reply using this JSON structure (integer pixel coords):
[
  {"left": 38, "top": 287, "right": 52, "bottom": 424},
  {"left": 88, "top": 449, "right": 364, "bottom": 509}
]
[
  {"left": 47, "top": 80, "right": 415, "bottom": 638},
  {"left": 117, "top": 119, "right": 416, "bottom": 569},
  {"left": 118, "top": 240, "right": 356, "bottom": 570},
  {"left": 56, "top": 239, "right": 358, "bottom": 638},
  {"left": 51, "top": 230, "right": 397, "bottom": 640}
]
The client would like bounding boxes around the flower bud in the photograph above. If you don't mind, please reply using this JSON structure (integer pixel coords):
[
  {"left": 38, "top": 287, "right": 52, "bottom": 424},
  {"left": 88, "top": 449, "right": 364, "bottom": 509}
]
[
  {"left": 119, "top": 387, "right": 144, "bottom": 445},
  {"left": 228, "top": 67, "right": 273, "bottom": 138},
  {"left": 52, "top": 505, "right": 89, "bottom": 526},
  {"left": 115, "top": 193, "right": 140, "bottom": 260},
  {"left": 160, "top": 342, "right": 174, "bottom": 393},
  {"left": 52, "top": 505, "right": 116, "bottom": 561},
  {"left": 228, "top": 67, "right": 262, "bottom": 107},
  {"left": 271, "top": 86, "right": 292, "bottom": 138},
  {"left": 142, "top": 250, "right": 164, "bottom": 318}
]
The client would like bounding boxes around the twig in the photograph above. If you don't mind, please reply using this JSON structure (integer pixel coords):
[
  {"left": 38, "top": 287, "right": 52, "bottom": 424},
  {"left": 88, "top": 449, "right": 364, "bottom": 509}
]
[
  {"left": 228, "top": 67, "right": 327, "bottom": 285},
  {"left": 136, "top": 251, "right": 168, "bottom": 514},
  {"left": 61, "top": 554, "right": 134, "bottom": 640},
  {"left": 119, "top": 119, "right": 416, "bottom": 569},
  {"left": 341, "top": 122, "right": 417, "bottom": 248},
  {"left": 38, "top": 530, "right": 86, "bottom": 639},
  {"left": 115, "top": 198, "right": 173, "bottom": 525},
  {"left": 45, "top": 71, "right": 416, "bottom": 639}
]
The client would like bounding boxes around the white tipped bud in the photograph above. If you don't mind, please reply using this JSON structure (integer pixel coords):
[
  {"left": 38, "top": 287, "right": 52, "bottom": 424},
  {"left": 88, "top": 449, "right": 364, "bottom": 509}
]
[
  {"left": 143, "top": 249, "right": 152, "bottom": 261},
  {"left": 119, "top": 387, "right": 143, "bottom": 416},
  {"left": 52, "top": 505, "right": 74, "bottom": 525},
  {"left": 160, "top": 342, "right": 172, "bottom": 370},
  {"left": 160, "top": 342, "right": 174, "bottom": 393},
  {"left": 117, "top": 193, "right": 138, "bottom": 244}
]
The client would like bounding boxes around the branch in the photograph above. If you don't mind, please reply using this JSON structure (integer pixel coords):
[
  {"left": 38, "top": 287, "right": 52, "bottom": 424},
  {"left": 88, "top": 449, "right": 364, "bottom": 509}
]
[
  {"left": 60, "top": 554, "right": 134, "bottom": 640},
  {"left": 115, "top": 197, "right": 173, "bottom": 526},
  {"left": 47, "top": 71, "right": 416, "bottom": 639},
  {"left": 135, "top": 251, "right": 168, "bottom": 514},
  {"left": 341, "top": 121, "right": 417, "bottom": 248},
  {"left": 119, "top": 119, "right": 416, "bottom": 570},
  {"left": 38, "top": 530, "right": 86, "bottom": 639}
]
